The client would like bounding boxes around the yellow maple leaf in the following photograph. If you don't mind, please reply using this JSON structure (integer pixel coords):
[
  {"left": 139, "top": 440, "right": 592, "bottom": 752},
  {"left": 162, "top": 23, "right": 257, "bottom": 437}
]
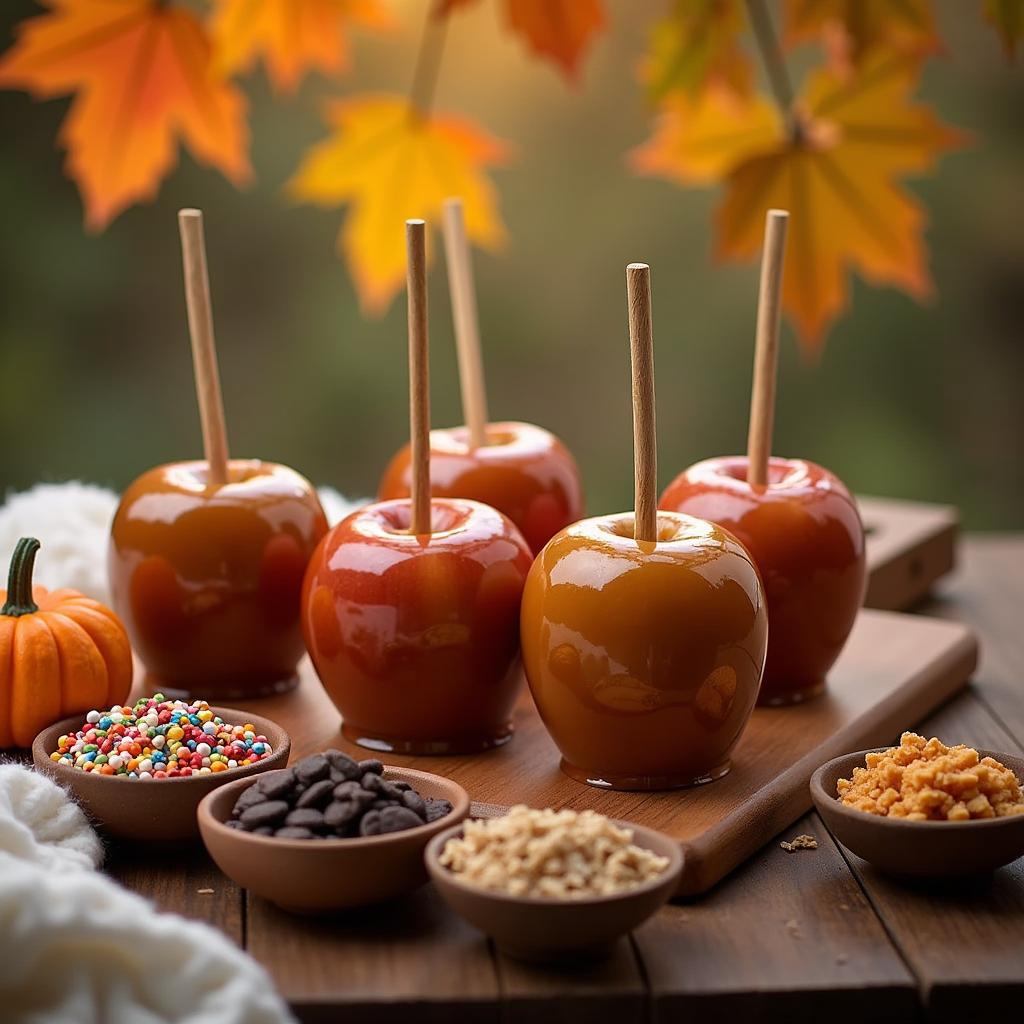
[
  {"left": 643, "top": 0, "right": 753, "bottom": 103},
  {"left": 785, "top": 0, "right": 941, "bottom": 68},
  {"left": 0, "top": 0, "right": 251, "bottom": 231},
  {"left": 289, "top": 94, "right": 510, "bottom": 314},
  {"left": 211, "top": 0, "right": 394, "bottom": 94},
  {"left": 632, "top": 53, "right": 967, "bottom": 352}
]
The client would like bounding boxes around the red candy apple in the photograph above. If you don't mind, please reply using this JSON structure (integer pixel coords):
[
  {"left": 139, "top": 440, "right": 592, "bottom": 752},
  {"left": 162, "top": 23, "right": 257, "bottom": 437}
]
[
  {"left": 109, "top": 459, "right": 328, "bottom": 699},
  {"left": 378, "top": 421, "right": 584, "bottom": 555},
  {"left": 520, "top": 511, "right": 767, "bottom": 789},
  {"left": 660, "top": 456, "right": 866, "bottom": 705},
  {"left": 302, "top": 497, "right": 533, "bottom": 754}
]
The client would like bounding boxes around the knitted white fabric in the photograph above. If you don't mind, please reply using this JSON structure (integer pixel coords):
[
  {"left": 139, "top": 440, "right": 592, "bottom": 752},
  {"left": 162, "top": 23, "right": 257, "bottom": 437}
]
[{"left": 0, "top": 764, "right": 295, "bottom": 1024}]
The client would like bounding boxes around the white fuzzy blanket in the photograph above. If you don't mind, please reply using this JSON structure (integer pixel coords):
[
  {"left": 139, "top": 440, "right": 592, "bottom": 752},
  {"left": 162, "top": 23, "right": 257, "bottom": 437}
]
[
  {"left": 0, "top": 764, "right": 295, "bottom": 1024},
  {"left": 0, "top": 482, "right": 364, "bottom": 605}
]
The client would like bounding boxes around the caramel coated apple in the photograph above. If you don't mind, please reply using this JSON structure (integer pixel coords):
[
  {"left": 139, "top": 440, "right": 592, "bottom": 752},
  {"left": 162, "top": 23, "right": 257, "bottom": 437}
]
[
  {"left": 520, "top": 511, "right": 767, "bottom": 789},
  {"left": 378, "top": 421, "right": 584, "bottom": 555},
  {"left": 302, "top": 497, "right": 534, "bottom": 754},
  {"left": 660, "top": 456, "right": 866, "bottom": 705},
  {"left": 108, "top": 460, "right": 328, "bottom": 699}
]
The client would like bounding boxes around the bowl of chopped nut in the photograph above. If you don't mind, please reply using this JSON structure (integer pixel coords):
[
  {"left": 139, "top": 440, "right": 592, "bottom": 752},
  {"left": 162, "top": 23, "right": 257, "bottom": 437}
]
[
  {"left": 198, "top": 750, "right": 469, "bottom": 912},
  {"left": 424, "top": 805, "right": 683, "bottom": 961},
  {"left": 810, "top": 733, "right": 1024, "bottom": 878}
]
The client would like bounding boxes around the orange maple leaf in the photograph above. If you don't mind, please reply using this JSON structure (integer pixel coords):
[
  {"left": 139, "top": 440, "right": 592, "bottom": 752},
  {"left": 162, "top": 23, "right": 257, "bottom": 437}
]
[
  {"left": 983, "top": 0, "right": 1023, "bottom": 59},
  {"left": 0, "top": 0, "right": 250, "bottom": 231},
  {"left": 288, "top": 93, "right": 510, "bottom": 314},
  {"left": 631, "top": 53, "right": 967, "bottom": 352},
  {"left": 442, "top": 0, "right": 606, "bottom": 81},
  {"left": 210, "top": 0, "right": 395, "bottom": 94},
  {"left": 785, "top": 0, "right": 941, "bottom": 68},
  {"left": 643, "top": 0, "right": 752, "bottom": 104}
]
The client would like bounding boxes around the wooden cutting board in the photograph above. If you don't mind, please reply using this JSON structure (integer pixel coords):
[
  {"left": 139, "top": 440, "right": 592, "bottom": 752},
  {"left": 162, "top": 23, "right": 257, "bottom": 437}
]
[
  {"left": 240, "top": 608, "right": 977, "bottom": 897},
  {"left": 858, "top": 495, "right": 958, "bottom": 611}
]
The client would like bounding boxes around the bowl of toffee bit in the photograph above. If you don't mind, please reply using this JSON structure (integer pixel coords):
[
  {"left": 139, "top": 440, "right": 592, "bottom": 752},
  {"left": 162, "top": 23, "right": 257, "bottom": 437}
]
[
  {"left": 198, "top": 750, "right": 469, "bottom": 912},
  {"left": 811, "top": 732, "right": 1024, "bottom": 878}
]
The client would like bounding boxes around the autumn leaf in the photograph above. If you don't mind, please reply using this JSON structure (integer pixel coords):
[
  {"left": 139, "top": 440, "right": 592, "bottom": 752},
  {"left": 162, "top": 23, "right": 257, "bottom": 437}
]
[
  {"left": 211, "top": 0, "right": 395, "bottom": 94},
  {"left": 0, "top": 0, "right": 250, "bottom": 231},
  {"left": 785, "top": 0, "right": 941, "bottom": 68},
  {"left": 643, "top": 0, "right": 752, "bottom": 104},
  {"left": 632, "top": 53, "right": 966, "bottom": 352},
  {"left": 289, "top": 93, "right": 510, "bottom": 313},
  {"left": 442, "top": 0, "right": 606, "bottom": 81},
  {"left": 984, "top": 0, "right": 1024, "bottom": 59}
]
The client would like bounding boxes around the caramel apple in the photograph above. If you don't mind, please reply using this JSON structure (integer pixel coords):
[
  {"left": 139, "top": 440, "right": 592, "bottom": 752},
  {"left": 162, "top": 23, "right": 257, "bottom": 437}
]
[
  {"left": 108, "top": 210, "right": 327, "bottom": 698},
  {"left": 520, "top": 263, "right": 768, "bottom": 789},
  {"left": 660, "top": 456, "right": 865, "bottom": 705},
  {"left": 377, "top": 199, "right": 583, "bottom": 553},
  {"left": 660, "top": 211, "right": 865, "bottom": 705},
  {"left": 303, "top": 219, "right": 533, "bottom": 753}
]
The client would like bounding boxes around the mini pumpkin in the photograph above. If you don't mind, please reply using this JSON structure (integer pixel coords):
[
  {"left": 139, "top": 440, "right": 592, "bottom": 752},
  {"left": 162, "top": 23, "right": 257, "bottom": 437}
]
[{"left": 1, "top": 537, "right": 133, "bottom": 748}]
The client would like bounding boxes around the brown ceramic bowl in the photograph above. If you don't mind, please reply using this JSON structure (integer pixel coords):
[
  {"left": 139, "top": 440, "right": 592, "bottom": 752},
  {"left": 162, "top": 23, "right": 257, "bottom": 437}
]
[
  {"left": 32, "top": 707, "right": 290, "bottom": 841},
  {"left": 198, "top": 766, "right": 470, "bottom": 913},
  {"left": 425, "top": 819, "right": 683, "bottom": 961},
  {"left": 811, "top": 749, "right": 1024, "bottom": 878}
]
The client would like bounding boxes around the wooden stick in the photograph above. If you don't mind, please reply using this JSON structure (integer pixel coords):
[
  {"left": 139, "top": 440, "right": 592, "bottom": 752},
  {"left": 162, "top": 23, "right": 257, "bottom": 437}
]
[
  {"left": 178, "top": 209, "right": 229, "bottom": 486},
  {"left": 442, "top": 197, "right": 489, "bottom": 449},
  {"left": 746, "top": 209, "right": 789, "bottom": 487},
  {"left": 406, "top": 219, "right": 432, "bottom": 535},
  {"left": 627, "top": 263, "right": 657, "bottom": 544}
]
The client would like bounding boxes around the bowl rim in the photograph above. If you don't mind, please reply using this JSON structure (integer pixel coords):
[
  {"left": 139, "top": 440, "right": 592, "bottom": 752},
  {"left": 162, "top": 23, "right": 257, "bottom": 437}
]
[
  {"left": 810, "top": 747, "right": 1024, "bottom": 831},
  {"left": 197, "top": 764, "right": 470, "bottom": 850},
  {"left": 32, "top": 705, "right": 290, "bottom": 786},
  {"left": 423, "top": 817, "right": 684, "bottom": 908}
]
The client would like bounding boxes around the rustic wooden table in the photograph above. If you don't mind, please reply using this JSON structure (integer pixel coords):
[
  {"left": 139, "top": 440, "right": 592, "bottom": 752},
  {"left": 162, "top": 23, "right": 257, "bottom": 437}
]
[{"left": 105, "top": 535, "right": 1024, "bottom": 1023}]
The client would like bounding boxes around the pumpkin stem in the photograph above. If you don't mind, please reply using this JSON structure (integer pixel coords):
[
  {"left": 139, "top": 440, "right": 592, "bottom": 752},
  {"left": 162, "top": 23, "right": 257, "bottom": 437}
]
[{"left": 2, "top": 537, "right": 41, "bottom": 617}]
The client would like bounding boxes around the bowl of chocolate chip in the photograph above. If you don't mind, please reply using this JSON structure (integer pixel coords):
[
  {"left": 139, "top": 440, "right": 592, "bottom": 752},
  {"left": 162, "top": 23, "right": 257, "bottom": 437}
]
[{"left": 197, "top": 749, "right": 470, "bottom": 912}]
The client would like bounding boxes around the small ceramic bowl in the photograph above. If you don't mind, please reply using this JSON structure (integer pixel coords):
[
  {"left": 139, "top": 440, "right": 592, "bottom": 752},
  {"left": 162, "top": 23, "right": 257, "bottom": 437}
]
[
  {"left": 198, "top": 765, "right": 470, "bottom": 913},
  {"left": 425, "top": 819, "right": 683, "bottom": 961},
  {"left": 32, "top": 707, "right": 290, "bottom": 841},
  {"left": 811, "top": 748, "right": 1024, "bottom": 878}
]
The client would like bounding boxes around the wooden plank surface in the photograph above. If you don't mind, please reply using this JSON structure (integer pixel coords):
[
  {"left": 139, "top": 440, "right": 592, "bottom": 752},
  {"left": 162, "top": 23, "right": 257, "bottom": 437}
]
[
  {"left": 245, "top": 608, "right": 977, "bottom": 896},
  {"left": 859, "top": 495, "right": 958, "bottom": 611}
]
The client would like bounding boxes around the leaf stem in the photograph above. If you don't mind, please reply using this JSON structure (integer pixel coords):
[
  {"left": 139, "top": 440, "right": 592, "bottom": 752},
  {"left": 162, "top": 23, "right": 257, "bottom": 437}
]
[
  {"left": 744, "top": 0, "right": 795, "bottom": 117},
  {"left": 408, "top": 2, "right": 450, "bottom": 120}
]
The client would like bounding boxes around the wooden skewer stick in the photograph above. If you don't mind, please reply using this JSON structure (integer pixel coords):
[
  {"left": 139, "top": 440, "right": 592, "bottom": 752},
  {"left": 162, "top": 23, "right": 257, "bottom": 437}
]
[
  {"left": 627, "top": 263, "right": 657, "bottom": 544},
  {"left": 178, "top": 209, "right": 230, "bottom": 487},
  {"left": 406, "top": 219, "right": 432, "bottom": 535},
  {"left": 442, "top": 198, "right": 489, "bottom": 449},
  {"left": 746, "top": 209, "right": 789, "bottom": 487}
]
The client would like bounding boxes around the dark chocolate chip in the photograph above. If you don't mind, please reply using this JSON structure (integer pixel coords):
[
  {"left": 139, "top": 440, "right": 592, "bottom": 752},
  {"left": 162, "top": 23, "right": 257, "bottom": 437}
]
[
  {"left": 361, "top": 806, "right": 424, "bottom": 835},
  {"left": 284, "top": 808, "right": 325, "bottom": 830},
  {"left": 370, "top": 798, "right": 400, "bottom": 810},
  {"left": 295, "top": 753, "right": 330, "bottom": 784},
  {"left": 254, "top": 772, "right": 295, "bottom": 800},
  {"left": 378, "top": 781, "right": 405, "bottom": 801},
  {"left": 327, "top": 750, "right": 362, "bottom": 778},
  {"left": 424, "top": 798, "right": 453, "bottom": 823},
  {"left": 253, "top": 826, "right": 275, "bottom": 836},
  {"left": 360, "top": 772, "right": 382, "bottom": 793},
  {"left": 392, "top": 781, "right": 412, "bottom": 792},
  {"left": 324, "top": 800, "right": 360, "bottom": 830},
  {"left": 240, "top": 800, "right": 289, "bottom": 828},
  {"left": 296, "top": 779, "right": 335, "bottom": 809},
  {"left": 225, "top": 818, "right": 246, "bottom": 830},
  {"left": 232, "top": 786, "right": 266, "bottom": 816},
  {"left": 333, "top": 781, "right": 375, "bottom": 808},
  {"left": 358, "top": 758, "right": 384, "bottom": 776},
  {"left": 401, "top": 790, "right": 427, "bottom": 820},
  {"left": 275, "top": 826, "right": 315, "bottom": 839}
]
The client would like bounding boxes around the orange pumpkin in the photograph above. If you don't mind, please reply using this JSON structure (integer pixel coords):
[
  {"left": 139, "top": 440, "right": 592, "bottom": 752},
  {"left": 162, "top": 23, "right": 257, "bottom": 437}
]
[{"left": 0, "top": 537, "right": 133, "bottom": 748}]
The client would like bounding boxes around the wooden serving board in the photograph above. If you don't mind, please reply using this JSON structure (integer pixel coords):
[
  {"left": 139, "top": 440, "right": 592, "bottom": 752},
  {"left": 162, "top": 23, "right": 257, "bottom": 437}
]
[
  {"left": 237, "top": 608, "right": 977, "bottom": 898},
  {"left": 858, "top": 495, "right": 959, "bottom": 611}
]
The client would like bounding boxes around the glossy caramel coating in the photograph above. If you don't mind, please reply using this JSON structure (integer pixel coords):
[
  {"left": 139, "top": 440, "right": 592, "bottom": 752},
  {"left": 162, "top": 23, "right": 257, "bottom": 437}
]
[
  {"left": 302, "top": 498, "right": 534, "bottom": 754},
  {"left": 108, "top": 460, "right": 328, "bottom": 698},
  {"left": 520, "top": 512, "right": 767, "bottom": 789},
  {"left": 660, "top": 456, "right": 866, "bottom": 705},
  {"left": 378, "top": 421, "right": 584, "bottom": 555}
]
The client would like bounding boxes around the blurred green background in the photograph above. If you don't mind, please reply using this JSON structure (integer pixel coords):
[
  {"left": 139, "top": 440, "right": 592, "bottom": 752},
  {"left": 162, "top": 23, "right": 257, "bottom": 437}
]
[{"left": 0, "top": 1, "right": 1021, "bottom": 527}]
